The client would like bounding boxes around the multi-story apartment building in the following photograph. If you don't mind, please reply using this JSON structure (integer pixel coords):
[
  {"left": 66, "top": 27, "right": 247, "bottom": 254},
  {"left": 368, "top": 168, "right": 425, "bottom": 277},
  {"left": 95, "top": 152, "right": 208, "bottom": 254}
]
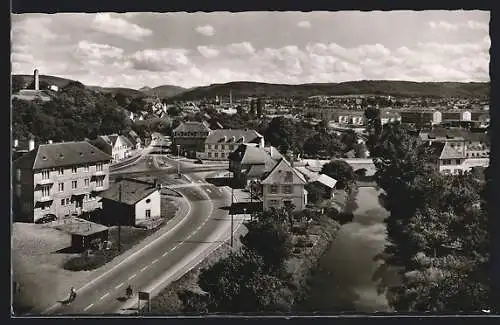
[
  {"left": 91, "top": 134, "right": 134, "bottom": 163},
  {"left": 306, "top": 106, "right": 365, "bottom": 125},
  {"left": 397, "top": 108, "right": 442, "bottom": 126},
  {"left": 199, "top": 129, "right": 264, "bottom": 160},
  {"left": 13, "top": 141, "right": 112, "bottom": 223},
  {"left": 441, "top": 109, "right": 471, "bottom": 122},
  {"left": 172, "top": 121, "right": 211, "bottom": 158},
  {"left": 261, "top": 158, "right": 308, "bottom": 212}
]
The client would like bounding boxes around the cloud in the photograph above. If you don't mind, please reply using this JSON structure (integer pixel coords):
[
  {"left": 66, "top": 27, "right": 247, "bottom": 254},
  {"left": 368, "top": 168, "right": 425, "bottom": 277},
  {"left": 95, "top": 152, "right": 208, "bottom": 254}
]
[
  {"left": 195, "top": 24, "right": 215, "bottom": 36},
  {"left": 297, "top": 20, "right": 311, "bottom": 28},
  {"left": 467, "top": 20, "right": 488, "bottom": 31},
  {"left": 429, "top": 21, "right": 459, "bottom": 31},
  {"left": 75, "top": 40, "right": 124, "bottom": 60},
  {"left": 91, "top": 13, "right": 152, "bottom": 41},
  {"left": 128, "top": 48, "right": 191, "bottom": 72},
  {"left": 197, "top": 45, "right": 220, "bottom": 58},
  {"left": 225, "top": 42, "right": 255, "bottom": 56}
]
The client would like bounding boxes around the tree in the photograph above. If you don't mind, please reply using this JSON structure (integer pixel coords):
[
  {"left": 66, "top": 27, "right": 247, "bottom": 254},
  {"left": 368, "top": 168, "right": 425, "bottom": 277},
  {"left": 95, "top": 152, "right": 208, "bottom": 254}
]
[
  {"left": 320, "top": 160, "right": 357, "bottom": 194},
  {"left": 167, "top": 105, "right": 181, "bottom": 117},
  {"left": 11, "top": 76, "right": 26, "bottom": 93}
]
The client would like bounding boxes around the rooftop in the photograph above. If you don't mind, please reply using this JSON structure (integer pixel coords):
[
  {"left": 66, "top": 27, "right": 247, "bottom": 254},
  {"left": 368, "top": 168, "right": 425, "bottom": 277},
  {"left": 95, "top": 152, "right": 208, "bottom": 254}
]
[
  {"left": 173, "top": 121, "right": 211, "bottom": 133},
  {"left": 100, "top": 178, "right": 158, "bottom": 205},
  {"left": 54, "top": 218, "right": 108, "bottom": 237},
  {"left": 14, "top": 141, "right": 112, "bottom": 170},
  {"left": 206, "top": 129, "right": 263, "bottom": 144}
]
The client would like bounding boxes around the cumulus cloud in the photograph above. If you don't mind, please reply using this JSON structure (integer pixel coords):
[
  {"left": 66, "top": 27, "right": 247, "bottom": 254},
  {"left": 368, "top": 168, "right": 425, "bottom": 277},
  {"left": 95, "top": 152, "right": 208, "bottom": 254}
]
[
  {"left": 297, "top": 20, "right": 311, "bottom": 28},
  {"left": 75, "top": 40, "right": 124, "bottom": 60},
  {"left": 195, "top": 25, "right": 215, "bottom": 36},
  {"left": 91, "top": 13, "right": 152, "bottom": 41},
  {"left": 429, "top": 21, "right": 459, "bottom": 31},
  {"left": 197, "top": 45, "right": 220, "bottom": 58},
  {"left": 225, "top": 42, "right": 256, "bottom": 56},
  {"left": 128, "top": 48, "right": 191, "bottom": 72}
]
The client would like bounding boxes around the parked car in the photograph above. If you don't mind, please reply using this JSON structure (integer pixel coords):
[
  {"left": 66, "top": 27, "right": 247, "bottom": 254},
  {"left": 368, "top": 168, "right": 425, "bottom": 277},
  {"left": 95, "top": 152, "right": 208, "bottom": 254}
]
[
  {"left": 194, "top": 159, "right": 203, "bottom": 164},
  {"left": 35, "top": 214, "right": 57, "bottom": 224}
]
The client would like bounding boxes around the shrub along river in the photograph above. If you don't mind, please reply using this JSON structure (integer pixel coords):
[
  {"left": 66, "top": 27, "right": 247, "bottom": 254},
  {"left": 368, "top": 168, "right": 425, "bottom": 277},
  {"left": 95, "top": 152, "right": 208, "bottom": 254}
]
[{"left": 298, "top": 187, "right": 399, "bottom": 312}]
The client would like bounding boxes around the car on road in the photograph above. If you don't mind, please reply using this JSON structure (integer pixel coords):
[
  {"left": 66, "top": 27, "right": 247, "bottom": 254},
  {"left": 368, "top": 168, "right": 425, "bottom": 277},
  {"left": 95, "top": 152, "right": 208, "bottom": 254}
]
[
  {"left": 194, "top": 159, "right": 203, "bottom": 164},
  {"left": 35, "top": 214, "right": 57, "bottom": 224}
]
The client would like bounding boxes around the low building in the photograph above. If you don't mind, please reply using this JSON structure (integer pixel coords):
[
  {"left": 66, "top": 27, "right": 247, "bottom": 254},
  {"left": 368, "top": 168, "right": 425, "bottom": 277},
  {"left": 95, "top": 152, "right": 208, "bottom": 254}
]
[
  {"left": 441, "top": 109, "right": 471, "bottom": 122},
  {"left": 229, "top": 144, "right": 284, "bottom": 187},
  {"left": 429, "top": 142, "right": 489, "bottom": 175},
  {"left": 100, "top": 178, "right": 161, "bottom": 227},
  {"left": 12, "top": 141, "right": 112, "bottom": 223},
  {"left": 172, "top": 121, "right": 211, "bottom": 158},
  {"left": 306, "top": 106, "right": 365, "bottom": 125},
  {"left": 295, "top": 166, "right": 337, "bottom": 200},
  {"left": 379, "top": 108, "right": 402, "bottom": 125},
  {"left": 200, "top": 129, "right": 265, "bottom": 160},
  {"left": 54, "top": 218, "right": 109, "bottom": 252},
  {"left": 261, "top": 158, "right": 308, "bottom": 212},
  {"left": 397, "top": 108, "right": 442, "bottom": 126},
  {"left": 91, "top": 134, "right": 135, "bottom": 163}
]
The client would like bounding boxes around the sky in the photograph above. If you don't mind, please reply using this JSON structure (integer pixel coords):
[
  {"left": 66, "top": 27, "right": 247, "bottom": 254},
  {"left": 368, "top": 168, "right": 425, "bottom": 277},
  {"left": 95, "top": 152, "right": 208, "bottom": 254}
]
[{"left": 11, "top": 11, "right": 490, "bottom": 89}]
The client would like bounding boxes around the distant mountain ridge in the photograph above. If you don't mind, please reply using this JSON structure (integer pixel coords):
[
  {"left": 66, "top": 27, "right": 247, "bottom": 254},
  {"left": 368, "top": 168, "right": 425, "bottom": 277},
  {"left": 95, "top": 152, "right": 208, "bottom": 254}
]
[
  {"left": 12, "top": 75, "right": 489, "bottom": 100},
  {"left": 169, "top": 80, "right": 490, "bottom": 101}
]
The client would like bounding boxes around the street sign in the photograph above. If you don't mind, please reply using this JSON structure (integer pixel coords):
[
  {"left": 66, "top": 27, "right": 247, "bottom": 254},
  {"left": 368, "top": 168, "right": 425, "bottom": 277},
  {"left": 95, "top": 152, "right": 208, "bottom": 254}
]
[{"left": 138, "top": 291, "right": 150, "bottom": 301}]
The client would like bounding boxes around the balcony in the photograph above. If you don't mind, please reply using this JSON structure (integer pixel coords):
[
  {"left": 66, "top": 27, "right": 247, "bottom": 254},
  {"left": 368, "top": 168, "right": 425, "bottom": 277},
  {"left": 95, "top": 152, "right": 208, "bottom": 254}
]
[
  {"left": 93, "top": 170, "right": 106, "bottom": 177},
  {"left": 37, "top": 195, "right": 53, "bottom": 202},
  {"left": 37, "top": 178, "right": 54, "bottom": 185}
]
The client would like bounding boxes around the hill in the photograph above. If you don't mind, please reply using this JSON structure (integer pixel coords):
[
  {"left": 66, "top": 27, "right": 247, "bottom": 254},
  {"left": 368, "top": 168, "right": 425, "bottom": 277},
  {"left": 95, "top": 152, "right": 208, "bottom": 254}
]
[
  {"left": 87, "top": 85, "right": 145, "bottom": 98},
  {"left": 140, "top": 85, "right": 187, "bottom": 98},
  {"left": 168, "top": 80, "right": 490, "bottom": 101}
]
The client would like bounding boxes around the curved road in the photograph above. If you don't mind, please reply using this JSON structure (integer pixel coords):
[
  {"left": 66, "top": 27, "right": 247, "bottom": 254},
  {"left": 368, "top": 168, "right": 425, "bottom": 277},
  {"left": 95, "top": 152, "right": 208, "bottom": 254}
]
[{"left": 43, "top": 142, "right": 238, "bottom": 315}]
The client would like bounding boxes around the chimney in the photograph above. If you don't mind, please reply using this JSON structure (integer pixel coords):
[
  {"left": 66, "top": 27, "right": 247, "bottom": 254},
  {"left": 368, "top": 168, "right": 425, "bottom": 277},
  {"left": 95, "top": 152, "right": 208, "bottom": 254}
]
[
  {"left": 29, "top": 139, "right": 35, "bottom": 151},
  {"left": 14, "top": 139, "right": 18, "bottom": 148},
  {"left": 34, "top": 69, "right": 39, "bottom": 91}
]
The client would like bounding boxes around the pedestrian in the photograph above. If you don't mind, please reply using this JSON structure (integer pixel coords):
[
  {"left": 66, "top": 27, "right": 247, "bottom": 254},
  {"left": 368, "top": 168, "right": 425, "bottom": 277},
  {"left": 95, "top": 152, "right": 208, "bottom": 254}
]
[{"left": 69, "top": 287, "right": 77, "bottom": 302}]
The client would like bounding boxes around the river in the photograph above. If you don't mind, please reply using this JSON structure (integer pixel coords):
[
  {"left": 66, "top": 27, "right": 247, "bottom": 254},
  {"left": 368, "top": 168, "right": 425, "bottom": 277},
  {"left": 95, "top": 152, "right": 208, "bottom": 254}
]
[{"left": 299, "top": 186, "right": 399, "bottom": 312}]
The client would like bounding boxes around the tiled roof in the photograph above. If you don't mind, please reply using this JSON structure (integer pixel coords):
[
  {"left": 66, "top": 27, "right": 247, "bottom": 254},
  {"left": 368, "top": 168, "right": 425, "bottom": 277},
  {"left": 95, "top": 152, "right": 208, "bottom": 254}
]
[
  {"left": 439, "top": 142, "right": 466, "bottom": 160},
  {"left": 421, "top": 127, "right": 489, "bottom": 142},
  {"left": 205, "top": 129, "right": 263, "bottom": 144},
  {"left": 100, "top": 178, "right": 158, "bottom": 206},
  {"left": 14, "top": 141, "right": 112, "bottom": 170},
  {"left": 261, "top": 158, "right": 307, "bottom": 184},
  {"left": 314, "top": 174, "right": 338, "bottom": 188},
  {"left": 55, "top": 218, "right": 108, "bottom": 236},
  {"left": 173, "top": 121, "right": 211, "bottom": 133}
]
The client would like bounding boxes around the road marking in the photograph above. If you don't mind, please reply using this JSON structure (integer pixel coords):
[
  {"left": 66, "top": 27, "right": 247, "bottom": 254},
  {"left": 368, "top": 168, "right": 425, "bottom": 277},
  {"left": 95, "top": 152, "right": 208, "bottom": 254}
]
[
  {"left": 151, "top": 259, "right": 158, "bottom": 265},
  {"left": 162, "top": 251, "right": 168, "bottom": 257},
  {"left": 42, "top": 186, "right": 194, "bottom": 315},
  {"left": 140, "top": 265, "right": 149, "bottom": 272},
  {"left": 99, "top": 293, "right": 109, "bottom": 301},
  {"left": 115, "top": 283, "right": 124, "bottom": 290},
  {"left": 83, "top": 303, "right": 94, "bottom": 311},
  {"left": 128, "top": 274, "right": 136, "bottom": 280}
]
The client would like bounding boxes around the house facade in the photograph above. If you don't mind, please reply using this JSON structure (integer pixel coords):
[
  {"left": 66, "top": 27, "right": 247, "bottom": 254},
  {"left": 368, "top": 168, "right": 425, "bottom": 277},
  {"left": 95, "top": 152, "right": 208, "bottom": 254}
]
[
  {"left": 172, "top": 121, "right": 211, "bottom": 158},
  {"left": 379, "top": 108, "right": 402, "bottom": 125},
  {"left": 91, "top": 134, "right": 134, "bottom": 163},
  {"left": 200, "top": 129, "right": 265, "bottom": 160},
  {"left": 12, "top": 141, "right": 112, "bottom": 223},
  {"left": 100, "top": 178, "right": 161, "bottom": 227},
  {"left": 441, "top": 109, "right": 471, "bottom": 122},
  {"left": 261, "top": 158, "right": 308, "bottom": 212},
  {"left": 398, "top": 108, "right": 442, "bottom": 125}
]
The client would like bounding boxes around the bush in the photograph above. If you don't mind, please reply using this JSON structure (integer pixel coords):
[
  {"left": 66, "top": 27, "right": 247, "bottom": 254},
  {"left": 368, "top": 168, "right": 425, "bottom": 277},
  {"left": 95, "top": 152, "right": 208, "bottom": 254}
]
[{"left": 63, "top": 253, "right": 108, "bottom": 271}]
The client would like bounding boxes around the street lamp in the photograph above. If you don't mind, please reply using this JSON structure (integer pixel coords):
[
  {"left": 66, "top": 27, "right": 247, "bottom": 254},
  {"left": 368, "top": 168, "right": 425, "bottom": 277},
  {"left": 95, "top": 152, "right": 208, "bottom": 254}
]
[{"left": 176, "top": 144, "right": 181, "bottom": 178}]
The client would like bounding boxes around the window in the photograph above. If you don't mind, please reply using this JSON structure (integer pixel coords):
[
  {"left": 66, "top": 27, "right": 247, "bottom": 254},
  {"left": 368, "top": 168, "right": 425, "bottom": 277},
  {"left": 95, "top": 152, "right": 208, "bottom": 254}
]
[
  {"left": 16, "top": 169, "right": 21, "bottom": 181},
  {"left": 71, "top": 166, "right": 77, "bottom": 174},
  {"left": 214, "top": 144, "right": 218, "bottom": 150},
  {"left": 145, "top": 209, "right": 151, "bottom": 219},
  {"left": 76, "top": 200, "right": 82, "bottom": 208},
  {"left": 214, "top": 152, "right": 218, "bottom": 158},
  {"left": 58, "top": 182, "right": 64, "bottom": 192},
  {"left": 61, "top": 199, "right": 65, "bottom": 206},
  {"left": 96, "top": 163, "right": 103, "bottom": 171},
  {"left": 208, "top": 152, "right": 212, "bottom": 158},
  {"left": 283, "top": 200, "right": 293, "bottom": 207},
  {"left": 66, "top": 198, "right": 70, "bottom": 205},
  {"left": 84, "top": 164, "right": 89, "bottom": 172},
  {"left": 96, "top": 178, "right": 104, "bottom": 187},
  {"left": 41, "top": 169, "right": 50, "bottom": 180},
  {"left": 41, "top": 186, "right": 50, "bottom": 197},
  {"left": 72, "top": 180, "right": 77, "bottom": 189},
  {"left": 84, "top": 178, "right": 89, "bottom": 187},
  {"left": 284, "top": 171, "right": 293, "bottom": 182},
  {"left": 229, "top": 144, "right": 234, "bottom": 150},
  {"left": 283, "top": 185, "right": 293, "bottom": 194},
  {"left": 58, "top": 168, "right": 64, "bottom": 175},
  {"left": 270, "top": 185, "right": 278, "bottom": 194},
  {"left": 270, "top": 199, "right": 279, "bottom": 206}
]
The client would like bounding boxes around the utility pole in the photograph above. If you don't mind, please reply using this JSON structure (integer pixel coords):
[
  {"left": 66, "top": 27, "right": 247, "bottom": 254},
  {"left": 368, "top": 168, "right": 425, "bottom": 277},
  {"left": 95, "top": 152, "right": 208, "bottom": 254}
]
[
  {"left": 118, "top": 178, "right": 122, "bottom": 253},
  {"left": 230, "top": 173, "right": 234, "bottom": 248},
  {"left": 177, "top": 144, "right": 181, "bottom": 178}
]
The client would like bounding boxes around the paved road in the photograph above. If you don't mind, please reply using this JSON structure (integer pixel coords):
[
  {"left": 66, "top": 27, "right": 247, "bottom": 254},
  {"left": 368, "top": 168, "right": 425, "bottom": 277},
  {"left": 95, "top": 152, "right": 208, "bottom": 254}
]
[{"left": 43, "top": 139, "right": 239, "bottom": 315}]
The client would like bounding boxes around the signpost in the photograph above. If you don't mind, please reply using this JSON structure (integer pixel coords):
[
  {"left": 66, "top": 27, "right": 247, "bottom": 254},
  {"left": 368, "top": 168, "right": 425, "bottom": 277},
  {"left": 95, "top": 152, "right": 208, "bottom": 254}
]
[{"left": 138, "top": 291, "right": 151, "bottom": 313}]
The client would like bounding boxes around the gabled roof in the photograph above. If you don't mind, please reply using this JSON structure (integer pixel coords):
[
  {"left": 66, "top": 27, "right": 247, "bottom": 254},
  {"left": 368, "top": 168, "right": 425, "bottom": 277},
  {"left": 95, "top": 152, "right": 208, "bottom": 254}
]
[
  {"left": 173, "top": 121, "right": 211, "bottom": 133},
  {"left": 314, "top": 174, "right": 338, "bottom": 188},
  {"left": 420, "top": 127, "right": 489, "bottom": 142},
  {"left": 14, "top": 141, "right": 112, "bottom": 170},
  {"left": 295, "top": 166, "right": 337, "bottom": 188},
  {"left": 205, "top": 129, "right": 263, "bottom": 144},
  {"left": 439, "top": 142, "right": 467, "bottom": 160},
  {"left": 100, "top": 178, "right": 158, "bottom": 206},
  {"left": 261, "top": 158, "right": 307, "bottom": 185}
]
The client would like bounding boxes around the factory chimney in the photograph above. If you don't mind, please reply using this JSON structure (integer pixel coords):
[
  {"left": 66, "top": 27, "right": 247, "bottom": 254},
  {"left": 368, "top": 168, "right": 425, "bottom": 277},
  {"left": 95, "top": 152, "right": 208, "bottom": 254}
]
[
  {"left": 33, "top": 69, "right": 40, "bottom": 91},
  {"left": 229, "top": 89, "right": 232, "bottom": 105}
]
